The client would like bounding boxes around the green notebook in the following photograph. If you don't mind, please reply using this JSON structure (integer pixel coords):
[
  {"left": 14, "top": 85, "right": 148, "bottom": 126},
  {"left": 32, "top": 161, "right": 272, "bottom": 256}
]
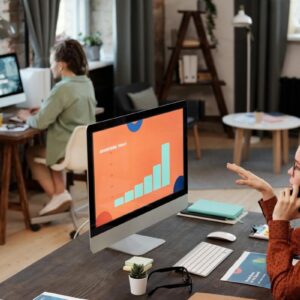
[{"left": 187, "top": 199, "right": 244, "bottom": 220}]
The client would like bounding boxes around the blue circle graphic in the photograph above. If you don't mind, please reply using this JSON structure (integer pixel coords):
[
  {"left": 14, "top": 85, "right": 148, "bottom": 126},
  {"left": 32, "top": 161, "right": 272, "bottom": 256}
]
[
  {"left": 173, "top": 176, "right": 184, "bottom": 193},
  {"left": 127, "top": 120, "right": 143, "bottom": 132}
]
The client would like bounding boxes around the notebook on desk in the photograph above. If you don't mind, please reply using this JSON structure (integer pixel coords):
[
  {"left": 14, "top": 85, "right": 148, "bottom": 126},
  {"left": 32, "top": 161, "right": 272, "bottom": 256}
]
[
  {"left": 188, "top": 293, "right": 255, "bottom": 300},
  {"left": 187, "top": 199, "right": 244, "bottom": 219}
]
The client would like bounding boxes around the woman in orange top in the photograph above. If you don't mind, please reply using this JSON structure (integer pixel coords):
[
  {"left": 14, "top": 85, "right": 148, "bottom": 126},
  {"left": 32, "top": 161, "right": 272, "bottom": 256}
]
[{"left": 227, "top": 147, "right": 300, "bottom": 300}]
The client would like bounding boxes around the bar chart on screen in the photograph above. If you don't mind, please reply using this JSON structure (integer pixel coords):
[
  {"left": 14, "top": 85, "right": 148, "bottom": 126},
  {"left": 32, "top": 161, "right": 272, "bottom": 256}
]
[
  {"left": 91, "top": 110, "right": 184, "bottom": 228},
  {"left": 113, "top": 142, "right": 170, "bottom": 208}
]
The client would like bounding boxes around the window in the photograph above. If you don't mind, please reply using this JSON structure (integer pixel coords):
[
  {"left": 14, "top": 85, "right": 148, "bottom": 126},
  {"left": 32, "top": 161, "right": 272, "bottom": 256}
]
[
  {"left": 288, "top": 0, "right": 300, "bottom": 41},
  {"left": 56, "top": 0, "right": 90, "bottom": 41}
]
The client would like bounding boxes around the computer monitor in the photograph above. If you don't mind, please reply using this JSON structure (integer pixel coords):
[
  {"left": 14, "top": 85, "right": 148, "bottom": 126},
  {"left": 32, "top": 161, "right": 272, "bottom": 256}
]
[
  {"left": 19, "top": 68, "right": 51, "bottom": 108},
  {"left": 87, "top": 101, "right": 188, "bottom": 255},
  {"left": 0, "top": 53, "right": 26, "bottom": 108}
]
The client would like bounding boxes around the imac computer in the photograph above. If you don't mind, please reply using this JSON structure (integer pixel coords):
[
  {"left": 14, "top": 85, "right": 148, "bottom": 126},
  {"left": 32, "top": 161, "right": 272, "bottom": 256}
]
[
  {"left": 87, "top": 101, "right": 188, "bottom": 255},
  {"left": 19, "top": 68, "right": 51, "bottom": 108},
  {"left": 0, "top": 53, "right": 26, "bottom": 108}
]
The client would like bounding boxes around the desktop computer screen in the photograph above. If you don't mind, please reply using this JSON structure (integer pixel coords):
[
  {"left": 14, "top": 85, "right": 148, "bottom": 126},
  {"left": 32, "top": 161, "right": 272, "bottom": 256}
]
[
  {"left": 87, "top": 101, "right": 188, "bottom": 255},
  {"left": 0, "top": 53, "right": 26, "bottom": 108}
]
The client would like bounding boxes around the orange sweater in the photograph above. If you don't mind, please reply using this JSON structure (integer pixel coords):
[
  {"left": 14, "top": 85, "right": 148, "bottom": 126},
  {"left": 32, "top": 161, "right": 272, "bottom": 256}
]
[{"left": 259, "top": 197, "right": 300, "bottom": 300}]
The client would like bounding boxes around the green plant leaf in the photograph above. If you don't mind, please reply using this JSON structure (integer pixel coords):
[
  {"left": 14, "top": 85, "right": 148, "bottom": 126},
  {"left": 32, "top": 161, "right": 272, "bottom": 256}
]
[{"left": 129, "top": 264, "right": 147, "bottom": 279}]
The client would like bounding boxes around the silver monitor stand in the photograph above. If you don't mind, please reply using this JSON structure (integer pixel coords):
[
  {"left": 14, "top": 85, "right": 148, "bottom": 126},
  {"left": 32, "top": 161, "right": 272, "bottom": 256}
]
[{"left": 109, "top": 234, "right": 165, "bottom": 255}]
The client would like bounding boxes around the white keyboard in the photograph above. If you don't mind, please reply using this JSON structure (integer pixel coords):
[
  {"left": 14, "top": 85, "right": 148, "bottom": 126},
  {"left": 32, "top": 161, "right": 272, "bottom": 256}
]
[{"left": 174, "top": 242, "right": 233, "bottom": 277}]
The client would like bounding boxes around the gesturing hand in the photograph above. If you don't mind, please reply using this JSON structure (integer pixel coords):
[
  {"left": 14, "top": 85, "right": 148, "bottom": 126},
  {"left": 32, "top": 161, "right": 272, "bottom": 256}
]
[
  {"left": 273, "top": 186, "right": 300, "bottom": 221},
  {"left": 227, "top": 163, "right": 275, "bottom": 200}
]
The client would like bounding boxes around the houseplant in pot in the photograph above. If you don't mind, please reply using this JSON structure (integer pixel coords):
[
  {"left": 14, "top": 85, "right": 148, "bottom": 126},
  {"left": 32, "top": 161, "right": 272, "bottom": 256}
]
[
  {"left": 197, "top": 0, "right": 217, "bottom": 44},
  {"left": 128, "top": 264, "right": 148, "bottom": 296},
  {"left": 79, "top": 31, "right": 103, "bottom": 61}
]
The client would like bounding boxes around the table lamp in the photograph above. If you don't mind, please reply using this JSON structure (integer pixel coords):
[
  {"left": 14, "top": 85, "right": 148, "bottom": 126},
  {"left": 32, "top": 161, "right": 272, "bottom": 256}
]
[{"left": 233, "top": 5, "right": 252, "bottom": 113}]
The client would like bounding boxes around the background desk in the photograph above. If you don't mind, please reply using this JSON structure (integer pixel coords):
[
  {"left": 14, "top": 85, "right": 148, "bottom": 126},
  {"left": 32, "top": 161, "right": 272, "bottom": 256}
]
[
  {"left": 0, "top": 126, "right": 40, "bottom": 245},
  {"left": 0, "top": 212, "right": 272, "bottom": 299}
]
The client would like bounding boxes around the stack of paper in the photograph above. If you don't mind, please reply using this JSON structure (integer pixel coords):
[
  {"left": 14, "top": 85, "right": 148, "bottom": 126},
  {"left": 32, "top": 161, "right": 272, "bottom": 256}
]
[
  {"left": 33, "top": 292, "right": 86, "bottom": 300},
  {"left": 123, "top": 256, "right": 153, "bottom": 272}
]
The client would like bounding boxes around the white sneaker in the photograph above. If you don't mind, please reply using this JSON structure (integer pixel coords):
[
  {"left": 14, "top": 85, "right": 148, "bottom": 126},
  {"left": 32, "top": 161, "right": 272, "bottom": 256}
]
[{"left": 39, "top": 190, "right": 72, "bottom": 216}]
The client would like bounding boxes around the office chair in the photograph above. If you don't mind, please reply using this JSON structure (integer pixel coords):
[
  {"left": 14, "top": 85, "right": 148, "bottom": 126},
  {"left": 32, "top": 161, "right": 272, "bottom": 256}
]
[
  {"left": 114, "top": 82, "right": 202, "bottom": 159},
  {"left": 114, "top": 82, "right": 151, "bottom": 115},
  {"left": 31, "top": 126, "right": 89, "bottom": 236}
]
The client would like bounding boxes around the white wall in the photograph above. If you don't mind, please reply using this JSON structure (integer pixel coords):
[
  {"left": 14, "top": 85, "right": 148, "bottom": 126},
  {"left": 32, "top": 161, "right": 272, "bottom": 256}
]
[
  {"left": 282, "top": 43, "right": 300, "bottom": 77},
  {"left": 91, "top": 0, "right": 113, "bottom": 61},
  {"left": 164, "top": 0, "right": 234, "bottom": 114}
]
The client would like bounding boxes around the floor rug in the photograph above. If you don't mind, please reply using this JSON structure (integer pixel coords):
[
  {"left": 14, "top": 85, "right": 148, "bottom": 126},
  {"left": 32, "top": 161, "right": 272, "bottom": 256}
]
[{"left": 188, "top": 147, "right": 297, "bottom": 190}]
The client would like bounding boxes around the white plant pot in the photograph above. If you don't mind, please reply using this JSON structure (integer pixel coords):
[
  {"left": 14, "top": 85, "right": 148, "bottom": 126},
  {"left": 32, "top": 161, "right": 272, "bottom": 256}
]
[
  {"left": 129, "top": 275, "right": 148, "bottom": 296},
  {"left": 85, "top": 45, "right": 101, "bottom": 61}
]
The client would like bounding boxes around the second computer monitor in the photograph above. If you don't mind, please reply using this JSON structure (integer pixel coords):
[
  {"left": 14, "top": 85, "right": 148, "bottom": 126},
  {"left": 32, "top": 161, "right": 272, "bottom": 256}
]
[
  {"left": 0, "top": 53, "right": 26, "bottom": 108},
  {"left": 87, "top": 101, "right": 188, "bottom": 255}
]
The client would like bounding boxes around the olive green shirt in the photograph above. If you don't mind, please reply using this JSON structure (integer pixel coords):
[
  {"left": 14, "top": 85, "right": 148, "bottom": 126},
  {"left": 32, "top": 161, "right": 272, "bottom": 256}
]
[{"left": 27, "top": 75, "right": 96, "bottom": 166}]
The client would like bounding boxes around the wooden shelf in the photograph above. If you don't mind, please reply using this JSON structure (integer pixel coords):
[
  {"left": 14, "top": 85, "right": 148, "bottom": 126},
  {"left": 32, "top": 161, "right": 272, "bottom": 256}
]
[
  {"left": 167, "top": 44, "right": 216, "bottom": 50},
  {"left": 178, "top": 10, "right": 206, "bottom": 14},
  {"left": 172, "top": 80, "right": 226, "bottom": 86},
  {"left": 158, "top": 10, "right": 232, "bottom": 137}
]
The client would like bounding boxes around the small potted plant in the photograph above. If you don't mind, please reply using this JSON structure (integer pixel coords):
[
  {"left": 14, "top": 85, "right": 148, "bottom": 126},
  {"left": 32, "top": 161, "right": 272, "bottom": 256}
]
[
  {"left": 78, "top": 31, "right": 103, "bottom": 61},
  {"left": 128, "top": 264, "right": 148, "bottom": 296},
  {"left": 197, "top": 0, "right": 217, "bottom": 44}
]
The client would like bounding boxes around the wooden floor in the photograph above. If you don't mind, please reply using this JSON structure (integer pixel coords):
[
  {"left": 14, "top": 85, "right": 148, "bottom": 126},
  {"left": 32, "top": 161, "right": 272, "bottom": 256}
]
[{"left": 0, "top": 122, "right": 296, "bottom": 283}]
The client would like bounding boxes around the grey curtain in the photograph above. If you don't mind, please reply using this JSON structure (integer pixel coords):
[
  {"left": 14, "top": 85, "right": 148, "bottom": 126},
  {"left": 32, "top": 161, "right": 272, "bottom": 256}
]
[
  {"left": 23, "top": 0, "right": 60, "bottom": 67},
  {"left": 235, "top": 0, "right": 290, "bottom": 112},
  {"left": 114, "top": 0, "right": 154, "bottom": 86}
]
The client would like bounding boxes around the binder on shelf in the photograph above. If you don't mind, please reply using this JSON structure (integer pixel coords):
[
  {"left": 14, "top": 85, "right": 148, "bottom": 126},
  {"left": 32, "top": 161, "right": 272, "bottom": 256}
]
[
  {"left": 189, "top": 55, "right": 198, "bottom": 83},
  {"left": 182, "top": 55, "right": 198, "bottom": 83},
  {"left": 183, "top": 55, "right": 192, "bottom": 83}
]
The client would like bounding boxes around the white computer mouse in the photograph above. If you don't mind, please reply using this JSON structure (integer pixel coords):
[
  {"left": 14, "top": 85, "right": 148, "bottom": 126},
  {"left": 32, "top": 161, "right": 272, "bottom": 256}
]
[{"left": 207, "top": 231, "right": 236, "bottom": 242}]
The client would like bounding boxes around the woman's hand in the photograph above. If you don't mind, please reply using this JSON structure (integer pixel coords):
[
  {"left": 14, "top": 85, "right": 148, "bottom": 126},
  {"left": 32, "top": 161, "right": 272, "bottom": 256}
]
[
  {"left": 273, "top": 186, "right": 300, "bottom": 221},
  {"left": 29, "top": 107, "right": 40, "bottom": 115},
  {"left": 227, "top": 163, "right": 275, "bottom": 200},
  {"left": 16, "top": 109, "right": 31, "bottom": 122}
]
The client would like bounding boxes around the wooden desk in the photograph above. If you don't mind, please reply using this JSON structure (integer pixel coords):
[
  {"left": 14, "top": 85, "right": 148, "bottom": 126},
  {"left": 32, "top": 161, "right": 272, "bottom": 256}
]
[
  {"left": 0, "top": 212, "right": 272, "bottom": 299},
  {"left": 0, "top": 126, "right": 41, "bottom": 245}
]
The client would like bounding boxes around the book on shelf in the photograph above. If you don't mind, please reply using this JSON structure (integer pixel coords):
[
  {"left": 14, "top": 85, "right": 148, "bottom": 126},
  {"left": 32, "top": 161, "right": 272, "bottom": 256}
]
[
  {"left": 197, "top": 71, "right": 212, "bottom": 81},
  {"left": 182, "top": 39, "right": 200, "bottom": 47}
]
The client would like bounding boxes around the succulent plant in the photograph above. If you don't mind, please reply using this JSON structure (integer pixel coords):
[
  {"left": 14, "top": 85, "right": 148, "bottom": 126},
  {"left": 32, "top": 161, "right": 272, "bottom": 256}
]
[{"left": 129, "top": 264, "right": 147, "bottom": 279}]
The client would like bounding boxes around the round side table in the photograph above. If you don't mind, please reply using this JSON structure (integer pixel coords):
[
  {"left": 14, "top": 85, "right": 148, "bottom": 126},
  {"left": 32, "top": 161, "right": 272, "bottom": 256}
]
[{"left": 222, "top": 113, "right": 300, "bottom": 174}]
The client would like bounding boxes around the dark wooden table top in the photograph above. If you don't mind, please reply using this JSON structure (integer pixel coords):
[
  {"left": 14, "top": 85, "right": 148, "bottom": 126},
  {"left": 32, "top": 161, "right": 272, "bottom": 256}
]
[{"left": 0, "top": 212, "right": 272, "bottom": 300}]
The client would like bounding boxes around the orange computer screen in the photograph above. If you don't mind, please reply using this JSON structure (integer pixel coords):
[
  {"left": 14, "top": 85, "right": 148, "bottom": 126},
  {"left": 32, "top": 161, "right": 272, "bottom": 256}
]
[{"left": 92, "top": 109, "right": 184, "bottom": 228}]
